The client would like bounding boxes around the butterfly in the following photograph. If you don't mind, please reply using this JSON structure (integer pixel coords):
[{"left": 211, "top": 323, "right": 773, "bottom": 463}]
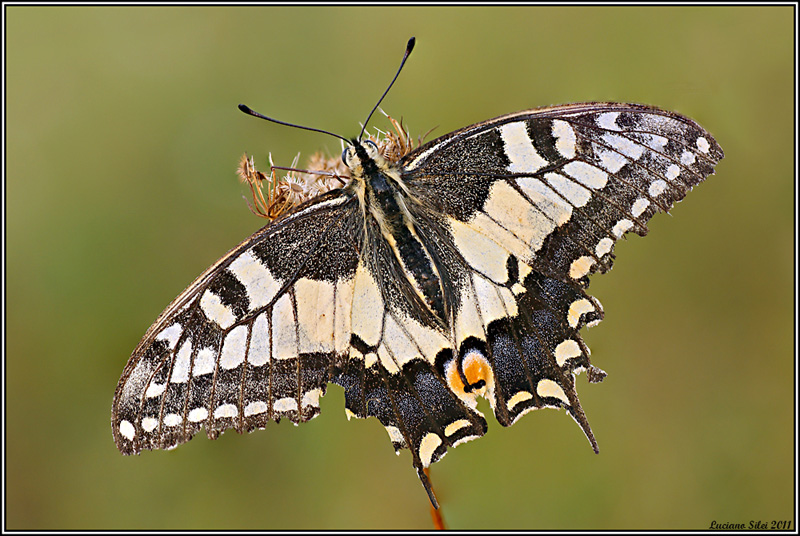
[{"left": 112, "top": 37, "right": 723, "bottom": 508}]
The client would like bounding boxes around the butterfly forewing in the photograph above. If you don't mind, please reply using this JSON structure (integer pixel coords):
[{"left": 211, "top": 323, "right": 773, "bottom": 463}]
[{"left": 403, "top": 103, "right": 723, "bottom": 285}]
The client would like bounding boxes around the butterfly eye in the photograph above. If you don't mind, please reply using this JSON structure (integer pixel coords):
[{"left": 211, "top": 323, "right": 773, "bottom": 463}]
[
  {"left": 365, "top": 140, "right": 379, "bottom": 153},
  {"left": 341, "top": 148, "right": 349, "bottom": 165}
]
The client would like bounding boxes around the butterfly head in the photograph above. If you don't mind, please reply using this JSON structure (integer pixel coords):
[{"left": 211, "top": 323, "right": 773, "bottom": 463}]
[{"left": 341, "top": 139, "right": 395, "bottom": 182}]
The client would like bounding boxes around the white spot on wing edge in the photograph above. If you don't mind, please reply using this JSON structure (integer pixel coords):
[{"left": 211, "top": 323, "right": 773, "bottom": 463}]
[
  {"left": 444, "top": 419, "right": 471, "bottom": 437},
  {"left": 612, "top": 219, "right": 634, "bottom": 238},
  {"left": 119, "top": 420, "right": 135, "bottom": 440},
  {"left": 666, "top": 164, "right": 680, "bottom": 180},
  {"left": 595, "top": 237, "right": 614, "bottom": 258},
  {"left": 188, "top": 407, "right": 208, "bottom": 422},
  {"left": 385, "top": 425, "right": 404, "bottom": 444},
  {"left": 536, "top": 379, "right": 570, "bottom": 405},
  {"left": 163, "top": 413, "right": 182, "bottom": 427},
  {"left": 302, "top": 388, "right": 323, "bottom": 409},
  {"left": 506, "top": 391, "right": 533, "bottom": 411},
  {"left": 554, "top": 339, "right": 582, "bottom": 366},
  {"left": 244, "top": 401, "right": 268, "bottom": 417},
  {"left": 141, "top": 417, "right": 158, "bottom": 432},
  {"left": 145, "top": 382, "right": 166, "bottom": 398},
  {"left": 213, "top": 404, "right": 238, "bottom": 419},
  {"left": 567, "top": 298, "right": 594, "bottom": 328},
  {"left": 631, "top": 197, "right": 650, "bottom": 218},
  {"left": 569, "top": 256, "right": 595, "bottom": 279},
  {"left": 696, "top": 136, "right": 710, "bottom": 153},
  {"left": 681, "top": 151, "right": 696, "bottom": 165},
  {"left": 419, "top": 433, "right": 443, "bottom": 467},
  {"left": 649, "top": 180, "right": 668, "bottom": 198},
  {"left": 273, "top": 397, "right": 298, "bottom": 413}
]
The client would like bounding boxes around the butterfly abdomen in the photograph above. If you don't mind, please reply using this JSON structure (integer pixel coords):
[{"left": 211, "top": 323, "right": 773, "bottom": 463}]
[{"left": 351, "top": 141, "right": 450, "bottom": 327}]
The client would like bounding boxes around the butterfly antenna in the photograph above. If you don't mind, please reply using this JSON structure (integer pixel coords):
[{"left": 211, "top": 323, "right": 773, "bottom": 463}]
[
  {"left": 238, "top": 104, "right": 350, "bottom": 145},
  {"left": 358, "top": 37, "right": 415, "bottom": 141}
]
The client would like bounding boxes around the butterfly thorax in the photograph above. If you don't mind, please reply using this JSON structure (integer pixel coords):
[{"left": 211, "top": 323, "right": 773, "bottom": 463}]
[{"left": 345, "top": 140, "right": 448, "bottom": 327}]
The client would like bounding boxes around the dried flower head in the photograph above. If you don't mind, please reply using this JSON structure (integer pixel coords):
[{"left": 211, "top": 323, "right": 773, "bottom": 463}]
[{"left": 239, "top": 114, "right": 430, "bottom": 222}]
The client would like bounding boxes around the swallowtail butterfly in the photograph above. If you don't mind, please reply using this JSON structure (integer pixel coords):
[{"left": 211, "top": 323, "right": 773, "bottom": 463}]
[{"left": 112, "top": 38, "right": 723, "bottom": 509}]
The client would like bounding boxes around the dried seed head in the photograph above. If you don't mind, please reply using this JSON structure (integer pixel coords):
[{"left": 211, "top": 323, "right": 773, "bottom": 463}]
[{"left": 370, "top": 113, "right": 423, "bottom": 162}]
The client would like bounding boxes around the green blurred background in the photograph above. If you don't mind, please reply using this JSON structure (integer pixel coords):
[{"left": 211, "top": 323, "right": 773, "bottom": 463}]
[{"left": 7, "top": 5, "right": 794, "bottom": 530}]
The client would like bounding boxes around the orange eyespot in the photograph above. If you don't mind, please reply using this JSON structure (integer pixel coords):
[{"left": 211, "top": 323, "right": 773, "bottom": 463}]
[
  {"left": 445, "top": 350, "right": 493, "bottom": 397},
  {"left": 463, "top": 353, "right": 490, "bottom": 391}
]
